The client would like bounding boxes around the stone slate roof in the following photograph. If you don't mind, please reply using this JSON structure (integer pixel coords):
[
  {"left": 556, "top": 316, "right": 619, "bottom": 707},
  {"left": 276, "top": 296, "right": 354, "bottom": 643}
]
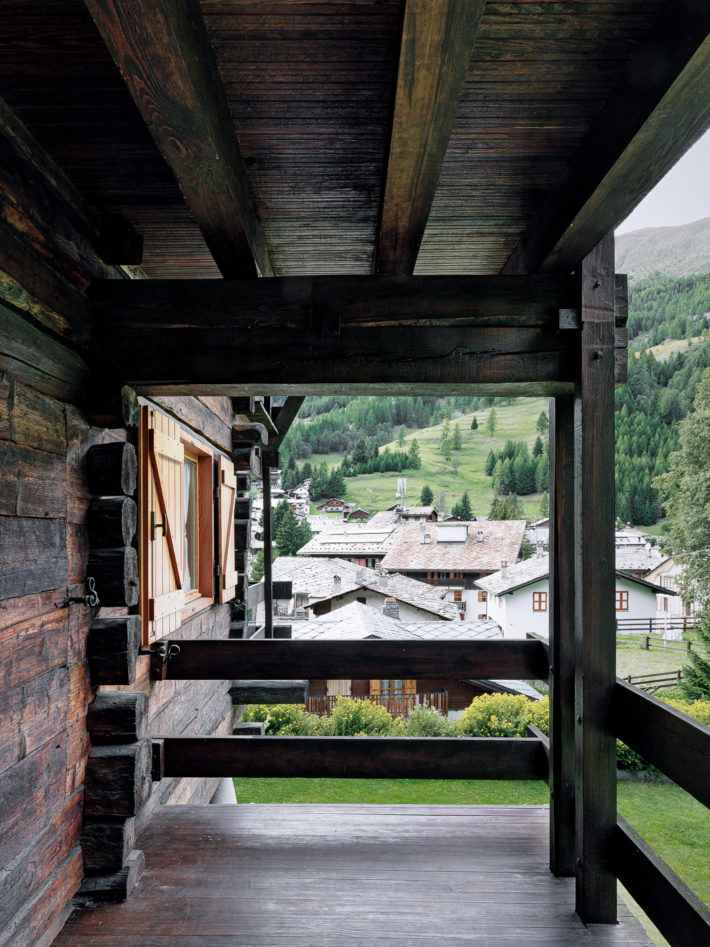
[
  {"left": 292, "top": 602, "right": 541, "bottom": 699},
  {"left": 291, "top": 601, "right": 501, "bottom": 640},
  {"left": 272, "top": 556, "right": 460, "bottom": 619},
  {"left": 380, "top": 520, "right": 526, "bottom": 573},
  {"left": 476, "top": 553, "right": 677, "bottom": 597},
  {"left": 615, "top": 545, "right": 666, "bottom": 574},
  {"left": 298, "top": 521, "right": 400, "bottom": 557}
]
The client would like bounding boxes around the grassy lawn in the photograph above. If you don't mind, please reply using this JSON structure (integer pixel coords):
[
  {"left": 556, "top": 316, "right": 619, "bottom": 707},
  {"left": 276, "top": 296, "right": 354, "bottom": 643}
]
[
  {"left": 234, "top": 777, "right": 548, "bottom": 805},
  {"left": 307, "top": 399, "right": 549, "bottom": 519},
  {"left": 616, "top": 639, "right": 690, "bottom": 679}
]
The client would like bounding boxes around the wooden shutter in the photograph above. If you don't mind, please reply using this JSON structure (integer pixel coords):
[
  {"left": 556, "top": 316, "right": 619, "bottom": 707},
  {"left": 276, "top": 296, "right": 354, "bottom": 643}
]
[
  {"left": 403, "top": 679, "right": 416, "bottom": 695},
  {"left": 143, "top": 407, "right": 185, "bottom": 643},
  {"left": 218, "top": 455, "right": 239, "bottom": 603},
  {"left": 369, "top": 679, "right": 381, "bottom": 695}
]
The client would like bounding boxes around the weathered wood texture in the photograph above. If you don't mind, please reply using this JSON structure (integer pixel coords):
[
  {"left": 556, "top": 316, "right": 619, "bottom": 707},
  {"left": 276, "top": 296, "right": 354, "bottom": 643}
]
[
  {"left": 270, "top": 397, "right": 305, "bottom": 448},
  {"left": 78, "top": 849, "right": 145, "bottom": 903},
  {"left": 574, "top": 234, "right": 617, "bottom": 923},
  {"left": 87, "top": 547, "right": 139, "bottom": 607},
  {"left": 83, "top": 0, "right": 271, "bottom": 278},
  {"left": 53, "top": 805, "right": 652, "bottom": 946},
  {"left": 503, "top": 4, "right": 710, "bottom": 274},
  {"left": 549, "top": 395, "right": 576, "bottom": 877},
  {"left": 84, "top": 742, "right": 153, "bottom": 818},
  {"left": 155, "top": 638, "right": 549, "bottom": 682},
  {"left": 612, "top": 682, "right": 710, "bottom": 809},
  {"left": 88, "top": 497, "right": 137, "bottom": 548},
  {"left": 160, "top": 736, "right": 547, "bottom": 781},
  {"left": 87, "top": 692, "right": 148, "bottom": 745},
  {"left": 81, "top": 819, "right": 136, "bottom": 876},
  {"left": 377, "top": 0, "right": 485, "bottom": 276},
  {"left": 85, "top": 442, "right": 137, "bottom": 498},
  {"left": 613, "top": 818, "right": 710, "bottom": 947},
  {"left": 87, "top": 616, "right": 141, "bottom": 686},
  {"left": 228, "top": 681, "right": 309, "bottom": 705}
]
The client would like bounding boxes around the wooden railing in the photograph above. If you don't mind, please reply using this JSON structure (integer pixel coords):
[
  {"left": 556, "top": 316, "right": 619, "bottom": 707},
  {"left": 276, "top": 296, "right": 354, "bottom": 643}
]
[
  {"left": 307, "top": 690, "right": 448, "bottom": 720},
  {"left": 610, "top": 681, "right": 710, "bottom": 945},
  {"left": 616, "top": 616, "right": 696, "bottom": 635}
]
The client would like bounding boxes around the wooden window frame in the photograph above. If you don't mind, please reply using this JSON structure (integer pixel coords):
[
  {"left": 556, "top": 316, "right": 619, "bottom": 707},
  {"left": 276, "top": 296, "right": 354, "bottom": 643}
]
[
  {"left": 615, "top": 590, "right": 629, "bottom": 611},
  {"left": 533, "top": 591, "right": 548, "bottom": 612},
  {"left": 139, "top": 404, "right": 237, "bottom": 645}
]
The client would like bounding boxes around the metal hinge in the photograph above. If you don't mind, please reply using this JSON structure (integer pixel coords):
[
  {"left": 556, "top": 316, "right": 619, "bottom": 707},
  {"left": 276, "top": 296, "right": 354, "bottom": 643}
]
[{"left": 214, "top": 561, "right": 221, "bottom": 577}]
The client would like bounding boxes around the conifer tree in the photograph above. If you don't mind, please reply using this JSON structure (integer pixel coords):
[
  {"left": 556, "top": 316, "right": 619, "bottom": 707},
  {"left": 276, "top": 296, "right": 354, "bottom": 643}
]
[
  {"left": 452, "top": 423, "right": 462, "bottom": 450},
  {"left": 485, "top": 407, "right": 497, "bottom": 437},
  {"left": 471, "top": 416, "right": 478, "bottom": 430},
  {"left": 536, "top": 410, "right": 549, "bottom": 435},
  {"left": 419, "top": 484, "right": 434, "bottom": 506},
  {"left": 408, "top": 438, "right": 421, "bottom": 469},
  {"left": 539, "top": 491, "right": 550, "bottom": 517},
  {"left": 533, "top": 436, "right": 544, "bottom": 457}
]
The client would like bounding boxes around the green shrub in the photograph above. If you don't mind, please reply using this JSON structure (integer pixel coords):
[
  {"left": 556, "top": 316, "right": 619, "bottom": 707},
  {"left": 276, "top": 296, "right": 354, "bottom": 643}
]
[
  {"left": 329, "top": 697, "right": 399, "bottom": 735},
  {"left": 664, "top": 698, "right": 710, "bottom": 727},
  {"left": 403, "top": 704, "right": 456, "bottom": 737},
  {"left": 616, "top": 740, "right": 648, "bottom": 772},
  {"left": 240, "top": 703, "right": 316, "bottom": 735},
  {"left": 457, "top": 693, "right": 543, "bottom": 737}
]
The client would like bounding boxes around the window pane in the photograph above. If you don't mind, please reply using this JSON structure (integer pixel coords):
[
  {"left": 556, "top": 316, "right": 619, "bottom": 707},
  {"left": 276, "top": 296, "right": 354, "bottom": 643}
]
[{"left": 184, "top": 458, "right": 198, "bottom": 592}]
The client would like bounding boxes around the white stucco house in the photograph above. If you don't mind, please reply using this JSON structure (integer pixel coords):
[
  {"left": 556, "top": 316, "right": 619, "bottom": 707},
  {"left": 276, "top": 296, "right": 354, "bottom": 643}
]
[
  {"left": 646, "top": 555, "right": 698, "bottom": 622},
  {"left": 475, "top": 553, "right": 675, "bottom": 639}
]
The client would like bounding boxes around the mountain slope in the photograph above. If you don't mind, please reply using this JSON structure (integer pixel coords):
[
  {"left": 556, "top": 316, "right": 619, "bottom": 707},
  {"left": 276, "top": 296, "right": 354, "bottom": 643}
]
[{"left": 616, "top": 217, "right": 710, "bottom": 280}]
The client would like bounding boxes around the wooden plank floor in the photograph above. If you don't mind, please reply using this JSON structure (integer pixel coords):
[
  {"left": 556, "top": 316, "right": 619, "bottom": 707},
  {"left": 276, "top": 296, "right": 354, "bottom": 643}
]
[{"left": 55, "top": 805, "right": 651, "bottom": 946}]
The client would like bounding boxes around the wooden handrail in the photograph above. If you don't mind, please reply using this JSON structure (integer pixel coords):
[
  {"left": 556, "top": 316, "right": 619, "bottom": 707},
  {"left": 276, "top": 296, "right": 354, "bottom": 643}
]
[
  {"left": 611, "top": 681, "right": 710, "bottom": 809},
  {"left": 151, "top": 638, "right": 550, "bottom": 681},
  {"left": 156, "top": 735, "right": 548, "bottom": 781},
  {"left": 613, "top": 818, "right": 710, "bottom": 947}
]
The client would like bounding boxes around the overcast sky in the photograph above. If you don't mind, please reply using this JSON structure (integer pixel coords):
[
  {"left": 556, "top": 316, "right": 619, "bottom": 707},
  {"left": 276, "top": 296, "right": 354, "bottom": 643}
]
[{"left": 615, "top": 129, "right": 710, "bottom": 235}]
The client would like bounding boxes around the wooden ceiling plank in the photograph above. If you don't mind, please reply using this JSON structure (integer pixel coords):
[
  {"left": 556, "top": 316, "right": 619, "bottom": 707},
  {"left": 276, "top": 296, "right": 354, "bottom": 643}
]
[
  {"left": 375, "top": 0, "right": 486, "bottom": 276},
  {"left": 503, "top": 4, "right": 710, "bottom": 275},
  {"left": 83, "top": 0, "right": 272, "bottom": 278}
]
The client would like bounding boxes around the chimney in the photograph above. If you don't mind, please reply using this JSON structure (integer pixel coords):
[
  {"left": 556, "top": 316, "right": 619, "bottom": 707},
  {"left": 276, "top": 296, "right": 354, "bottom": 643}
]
[
  {"left": 420, "top": 522, "right": 426, "bottom": 544},
  {"left": 293, "top": 607, "right": 307, "bottom": 621},
  {"left": 355, "top": 567, "right": 365, "bottom": 583},
  {"left": 500, "top": 559, "right": 508, "bottom": 578},
  {"left": 378, "top": 573, "right": 388, "bottom": 591},
  {"left": 333, "top": 574, "right": 341, "bottom": 593},
  {"left": 382, "top": 597, "right": 400, "bottom": 619},
  {"left": 476, "top": 529, "right": 484, "bottom": 543},
  {"left": 536, "top": 541, "right": 544, "bottom": 559}
]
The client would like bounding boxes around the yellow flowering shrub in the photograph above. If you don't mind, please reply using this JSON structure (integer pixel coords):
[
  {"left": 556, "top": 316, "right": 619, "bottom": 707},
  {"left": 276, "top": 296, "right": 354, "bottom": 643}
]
[
  {"left": 662, "top": 698, "right": 710, "bottom": 727},
  {"left": 456, "top": 693, "right": 546, "bottom": 737},
  {"left": 329, "top": 697, "right": 400, "bottom": 735}
]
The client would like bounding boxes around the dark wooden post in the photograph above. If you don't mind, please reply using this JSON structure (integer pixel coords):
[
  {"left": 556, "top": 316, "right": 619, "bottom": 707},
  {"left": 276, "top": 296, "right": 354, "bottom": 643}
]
[
  {"left": 262, "top": 458, "right": 274, "bottom": 638},
  {"left": 574, "top": 232, "right": 617, "bottom": 922},
  {"left": 549, "top": 394, "right": 576, "bottom": 876}
]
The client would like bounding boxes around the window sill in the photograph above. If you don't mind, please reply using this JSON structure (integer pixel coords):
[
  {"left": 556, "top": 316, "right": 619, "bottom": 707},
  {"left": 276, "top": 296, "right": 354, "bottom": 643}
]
[{"left": 182, "top": 595, "right": 214, "bottom": 622}]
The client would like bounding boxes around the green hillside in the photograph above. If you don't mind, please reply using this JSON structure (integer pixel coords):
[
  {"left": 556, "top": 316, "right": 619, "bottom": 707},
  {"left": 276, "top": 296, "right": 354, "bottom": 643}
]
[{"left": 305, "top": 400, "right": 549, "bottom": 521}]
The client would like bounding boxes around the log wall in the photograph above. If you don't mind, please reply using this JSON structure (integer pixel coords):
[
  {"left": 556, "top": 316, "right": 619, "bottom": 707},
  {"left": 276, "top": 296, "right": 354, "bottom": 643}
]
[{"left": 0, "top": 105, "right": 235, "bottom": 944}]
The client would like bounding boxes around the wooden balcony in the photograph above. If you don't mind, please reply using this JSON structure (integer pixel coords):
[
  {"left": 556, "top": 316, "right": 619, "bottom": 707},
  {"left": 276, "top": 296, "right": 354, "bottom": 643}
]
[
  {"left": 307, "top": 690, "right": 449, "bottom": 719},
  {"left": 54, "top": 804, "right": 652, "bottom": 946}
]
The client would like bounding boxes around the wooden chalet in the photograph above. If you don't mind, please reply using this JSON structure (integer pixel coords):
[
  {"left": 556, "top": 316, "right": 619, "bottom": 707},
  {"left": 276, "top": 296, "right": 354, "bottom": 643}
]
[{"left": 1, "top": 1, "right": 710, "bottom": 944}]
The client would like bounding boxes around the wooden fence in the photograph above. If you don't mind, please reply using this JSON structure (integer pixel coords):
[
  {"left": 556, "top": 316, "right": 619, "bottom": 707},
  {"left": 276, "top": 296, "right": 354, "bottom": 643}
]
[{"left": 307, "top": 690, "right": 449, "bottom": 720}]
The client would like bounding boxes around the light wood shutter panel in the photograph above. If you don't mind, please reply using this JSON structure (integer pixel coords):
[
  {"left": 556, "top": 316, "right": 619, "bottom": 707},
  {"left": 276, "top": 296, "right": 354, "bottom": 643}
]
[
  {"left": 403, "top": 679, "right": 417, "bottom": 695},
  {"left": 369, "top": 679, "right": 381, "bottom": 696},
  {"left": 218, "top": 455, "right": 239, "bottom": 603},
  {"left": 145, "top": 408, "right": 185, "bottom": 642}
]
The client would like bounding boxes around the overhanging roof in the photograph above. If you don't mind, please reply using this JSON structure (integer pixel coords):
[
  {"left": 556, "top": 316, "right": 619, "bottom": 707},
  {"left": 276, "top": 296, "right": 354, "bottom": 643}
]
[{"left": 1, "top": 1, "right": 709, "bottom": 281}]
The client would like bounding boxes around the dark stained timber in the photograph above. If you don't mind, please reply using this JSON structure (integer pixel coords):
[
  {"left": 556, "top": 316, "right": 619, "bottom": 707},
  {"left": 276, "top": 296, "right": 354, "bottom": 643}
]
[
  {"left": 159, "top": 736, "right": 547, "bottom": 781},
  {"left": 376, "top": 0, "right": 486, "bottom": 276},
  {"left": 504, "top": 4, "right": 710, "bottom": 274},
  {"left": 152, "top": 638, "right": 550, "bottom": 681},
  {"left": 612, "top": 682, "right": 710, "bottom": 809},
  {"left": 83, "top": 0, "right": 271, "bottom": 278},
  {"left": 90, "top": 274, "right": 580, "bottom": 330},
  {"left": 549, "top": 395, "right": 576, "bottom": 877},
  {"left": 574, "top": 234, "right": 617, "bottom": 923},
  {"left": 613, "top": 819, "right": 710, "bottom": 947}
]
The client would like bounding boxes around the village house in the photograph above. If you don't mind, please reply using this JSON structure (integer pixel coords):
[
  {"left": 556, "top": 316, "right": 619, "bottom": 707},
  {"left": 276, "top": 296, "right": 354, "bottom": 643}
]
[
  {"left": 380, "top": 520, "right": 526, "bottom": 620},
  {"left": 291, "top": 601, "right": 541, "bottom": 719},
  {"left": 316, "top": 497, "right": 348, "bottom": 513},
  {"left": 1, "top": 1, "right": 707, "bottom": 943},
  {"left": 475, "top": 554, "right": 676, "bottom": 640},
  {"left": 297, "top": 519, "right": 401, "bottom": 568},
  {"left": 266, "top": 555, "right": 460, "bottom": 621},
  {"left": 646, "top": 555, "right": 699, "bottom": 627}
]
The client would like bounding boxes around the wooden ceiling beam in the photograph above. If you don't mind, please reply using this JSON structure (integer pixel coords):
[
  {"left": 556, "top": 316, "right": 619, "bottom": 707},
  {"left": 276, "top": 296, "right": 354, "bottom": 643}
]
[
  {"left": 503, "top": 4, "right": 710, "bottom": 275},
  {"left": 375, "top": 0, "right": 486, "bottom": 276},
  {"left": 90, "top": 273, "right": 580, "bottom": 331},
  {"left": 83, "top": 0, "right": 272, "bottom": 278},
  {"left": 270, "top": 397, "right": 306, "bottom": 449}
]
